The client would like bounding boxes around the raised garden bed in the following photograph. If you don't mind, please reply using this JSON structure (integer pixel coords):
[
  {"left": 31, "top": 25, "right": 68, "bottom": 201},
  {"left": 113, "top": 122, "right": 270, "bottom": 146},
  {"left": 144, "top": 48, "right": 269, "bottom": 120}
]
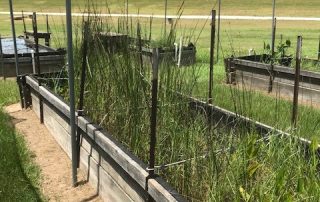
[
  {"left": 17, "top": 73, "right": 320, "bottom": 201},
  {"left": 23, "top": 75, "right": 185, "bottom": 202},
  {"left": 98, "top": 32, "right": 196, "bottom": 66},
  {"left": 0, "top": 37, "right": 65, "bottom": 78},
  {"left": 225, "top": 55, "right": 320, "bottom": 104}
]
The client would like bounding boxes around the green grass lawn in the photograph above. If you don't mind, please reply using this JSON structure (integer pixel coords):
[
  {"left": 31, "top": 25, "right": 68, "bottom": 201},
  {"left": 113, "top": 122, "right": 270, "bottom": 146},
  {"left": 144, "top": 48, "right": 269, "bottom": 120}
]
[
  {"left": 0, "top": 80, "right": 43, "bottom": 201},
  {"left": 0, "top": 0, "right": 320, "bottom": 16}
]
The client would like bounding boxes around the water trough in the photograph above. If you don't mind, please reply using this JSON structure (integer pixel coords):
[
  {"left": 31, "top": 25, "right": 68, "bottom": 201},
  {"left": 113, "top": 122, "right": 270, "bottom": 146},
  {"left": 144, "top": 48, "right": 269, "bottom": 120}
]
[{"left": 0, "top": 36, "right": 65, "bottom": 78}]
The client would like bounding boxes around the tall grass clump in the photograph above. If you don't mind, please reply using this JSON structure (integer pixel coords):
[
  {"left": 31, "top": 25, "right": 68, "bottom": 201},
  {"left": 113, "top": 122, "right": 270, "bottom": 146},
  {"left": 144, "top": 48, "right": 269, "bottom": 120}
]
[{"left": 44, "top": 3, "right": 320, "bottom": 201}]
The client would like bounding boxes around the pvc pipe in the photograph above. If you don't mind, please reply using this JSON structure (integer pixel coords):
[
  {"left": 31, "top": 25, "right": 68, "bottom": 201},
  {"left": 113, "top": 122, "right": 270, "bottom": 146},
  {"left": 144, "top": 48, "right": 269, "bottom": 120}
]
[
  {"left": 174, "top": 42, "right": 178, "bottom": 62},
  {"left": 31, "top": 50, "right": 36, "bottom": 74},
  {"left": 177, "top": 36, "right": 183, "bottom": 67}
]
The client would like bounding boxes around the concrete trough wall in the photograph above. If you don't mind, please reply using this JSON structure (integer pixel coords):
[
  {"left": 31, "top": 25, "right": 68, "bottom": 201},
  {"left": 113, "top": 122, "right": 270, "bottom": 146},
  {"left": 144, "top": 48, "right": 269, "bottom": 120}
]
[
  {"left": 25, "top": 76, "right": 186, "bottom": 202},
  {"left": 225, "top": 57, "right": 320, "bottom": 104},
  {"left": 141, "top": 47, "right": 196, "bottom": 66},
  {"left": 1, "top": 55, "right": 65, "bottom": 77}
]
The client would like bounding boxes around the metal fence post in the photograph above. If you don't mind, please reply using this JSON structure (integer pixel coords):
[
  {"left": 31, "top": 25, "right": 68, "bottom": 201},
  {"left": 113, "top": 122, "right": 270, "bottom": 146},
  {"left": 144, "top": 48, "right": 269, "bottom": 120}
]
[
  {"left": 148, "top": 48, "right": 160, "bottom": 178},
  {"left": 164, "top": 0, "right": 167, "bottom": 36},
  {"left": 137, "top": 22, "right": 144, "bottom": 72},
  {"left": 318, "top": 36, "right": 320, "bottom": 61},
  {"left": 0, "top": 35, "right": 4, "bottom": 80},
  {"left": 208, "top": 10, "right": 216, "bottom": 105},
  {"left": 76, "top": 21, "right": 89, "bottom": 168},
  {"left": 292, "top": 36, "right": 302, "bottom": 127},
  {"left": 216, "top": 0, "right": 221, "bottom": 63},
  {"left": 269, "top": 17, "right": 277, "bottom": 93},
  {"left": 32, "top": 12, "right": 44, "bottom": 123},
  {"left": 66, "top": 0, "right": 78, "bottom": 187},
  {"left": 9, "top": 0, "right": 24, "bottom": 108}
]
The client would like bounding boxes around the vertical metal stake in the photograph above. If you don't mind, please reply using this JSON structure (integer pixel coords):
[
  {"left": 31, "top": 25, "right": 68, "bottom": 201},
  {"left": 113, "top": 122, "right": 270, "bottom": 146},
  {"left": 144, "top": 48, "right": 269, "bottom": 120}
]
[
  {"left": 66, "top": 0, "right": 78, "bottom": 187},
  {"left": 292, "top": 36, "right": 302, "bottom": 127},
  {"left": 208, "top": 10, "right": 216, "bottom": 104},
  {"left": 269, "top": 17, "right": 277, "bottom": 93},
  {"left": 148, "top": 48, "right": 159, "bottom": 178},
  {"left": 318, "top": 36, "right": 320, "bottom": 61},
  {"left": 32, "top": 12, "right": 44, "bottom": 123},
  {"left": 164, "top": 0, "right": 167, "bottom": 36},
  {"left": 137, "top": 22, "right": 143, "bottom": 72},
  {"left": 22, "top": 10, "right": 26, "bottom": 35},
  {"left": 46, "top": 14, "right": 50, "bottom": 46},
  {"left": 9, "top": 0, "right": 23, "bottom": 108},
  {"left": 0, "top": 35, "right": 5, "bottom": 80},
  {"left": 216, "top": 0, "right": 221, "bottom": 63},
  {"left": 76, "top": 21, "right": 89, "bottom": 168}
]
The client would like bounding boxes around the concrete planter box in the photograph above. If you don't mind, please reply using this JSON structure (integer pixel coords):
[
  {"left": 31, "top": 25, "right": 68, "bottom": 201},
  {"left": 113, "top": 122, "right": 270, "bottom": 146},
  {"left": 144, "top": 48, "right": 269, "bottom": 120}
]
[
  {"left": 0, "top": 37, "right": 65, "bottom": 78},
  {"left": 97, "top": 33, "right": 196, "bottom": 66},
  {"left": 24, "top": 75, "right": 186, "bottom": 202},
  {"left": 141, "top": 46, "right": 196, "bottom": 66},
  {"left": 225, "top": 55, "right": 320, "bottom": 104},
  {"left": 20, "top": 74, "right": 320, "bottom": 201}
]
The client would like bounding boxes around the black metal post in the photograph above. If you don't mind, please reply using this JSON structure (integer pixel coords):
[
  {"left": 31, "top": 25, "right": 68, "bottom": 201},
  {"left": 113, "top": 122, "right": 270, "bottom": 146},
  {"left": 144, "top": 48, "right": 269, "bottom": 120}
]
[
  {"left": 216, "top": 0, "right": 221, "bottom": 63},
  {"left": 76, "top": 21, "right": 89, "bottom": 168},
  {"left": 268, "top": 17, "right": 277, "bottom": 93},
  {"left": 66, "top": 0, "right": 78, "bottom": 187},
  {"left": 318, "top": 35, "right": 320, "bottom": 61},
  {"left": 137, "top": 22, "right": 143, "bottom": 72},
  {"left": 22, "top": 10, "right": 26, "bottom": 35},
  {"left": 164, "top": 0, "right": 167, "bottom": 36},
  {"left": 46, "top": 14, "right": 50, "bottom": 46},
  {"left": 32, "top": 12, "right": 44, "bottom": 123},
  {"left": 0, "top": 35, "right": 4, "bottom": 80},
  {"left": 292, "top": 36, "right": 302, "bottom": 127},
  {"left": 148, "top": 48, "right": 159, "bottom": 178},
  {"left": 9, "top": 0, "right": 23, "bottom": 108},
  {"left": 32, "top": 13, "right": 40, "bottom": 78},
  {"left": 209, "top": 10, "right": 216, "bottom": 104},
  {"left": 126, "top": 0, "right": 129, "bottom": 33}
]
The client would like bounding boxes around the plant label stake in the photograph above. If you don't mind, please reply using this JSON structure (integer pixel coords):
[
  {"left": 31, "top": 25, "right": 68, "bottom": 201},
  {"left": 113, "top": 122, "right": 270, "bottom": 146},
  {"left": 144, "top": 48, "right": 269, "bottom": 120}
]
[
  {"left": 148, "top": 48, "right": 160, "bottom": 179},
  {"left": 292, "top": 36, "right": 302, "bottom": 128}
]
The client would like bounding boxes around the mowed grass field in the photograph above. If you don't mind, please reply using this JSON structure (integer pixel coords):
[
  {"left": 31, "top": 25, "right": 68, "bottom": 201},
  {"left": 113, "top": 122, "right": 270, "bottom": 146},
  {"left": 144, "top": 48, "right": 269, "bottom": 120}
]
[
  {"left": 0, "top": 0, "right": 320, "bottom": 16},
  {"left": 0, "top": 0, "right": 319, "bottom": 58},
  {"left": 0, "top": 16, "right": 319, "bottom": 59}
]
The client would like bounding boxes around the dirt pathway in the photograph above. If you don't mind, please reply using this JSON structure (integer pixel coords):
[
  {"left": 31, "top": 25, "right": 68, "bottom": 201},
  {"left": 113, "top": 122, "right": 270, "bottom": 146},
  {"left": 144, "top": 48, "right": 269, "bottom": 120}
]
[{"left": 5, "top": 103, "right": 103, "bottom": 202}]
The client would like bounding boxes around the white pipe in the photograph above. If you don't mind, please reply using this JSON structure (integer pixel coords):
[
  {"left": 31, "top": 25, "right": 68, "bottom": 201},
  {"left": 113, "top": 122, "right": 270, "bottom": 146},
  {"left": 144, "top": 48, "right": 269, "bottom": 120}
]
[
  {"left": 174, "top": 42, "right": 178, "bottom": 62},
  {"left": 31, "top": 50, "right": 36, "bottom": 74},
  {"left": 177, "top": 37, "right": 183, "bottom": 67}
]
